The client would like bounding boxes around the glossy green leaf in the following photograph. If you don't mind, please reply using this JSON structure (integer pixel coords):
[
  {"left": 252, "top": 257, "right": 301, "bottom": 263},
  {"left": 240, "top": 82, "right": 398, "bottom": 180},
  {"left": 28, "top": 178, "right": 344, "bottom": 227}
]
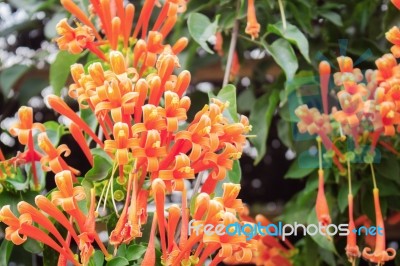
[
  {"left": 284, "top": 156, "right": 317, "bottom": 179},
  {"left": 267, "top": 22, "right": 310, "bottom": 62},
  {"left": 0, "top": 64, "right": 30, "bottom": 96},
  {"left": 106, "top": 257, "right": 129, "bottom": 266},
  {"left": 215, "top": 160, "right": 242, "bottom": 196},
  {"left": 126, "top": 245, "right": 147, "bottom": 261},
  {"left": 84, "top": 154, "right": 112, "bottom": 181},
  {"left": 263, "top": 38, "right": 298, "bottom": 80},
  {"left": 212, "top": 84, "right": 238, "bottom": 122},
  {"left": 187, "top": 12, "right": 218, "bottom": 54},
  {"left": 249, "top": 89, "right": 280, "bottom": 165},
  {"left": 50, "top": 50, "right": 82, "bottom": 95},
  {"left": 318, "top": 10, "right": 343, "bottom": 26},
  {"left": 43, "top": 121, "right": 66, "bottom": 147},
  {"left": 18, "top": 77, "right": 49, "bottom": 104},
  {"left": 44, "top": 12, "right": 66, "bottom": 39},
  {"left": 375, "top": 156, "right": 400, "bottom": 183},
  {"left": 23, "top": 238, "right": 43, "bottom": 254},
  {"left": 89, "top": 250, "right": 104, "bottom": 266},
  {"left": 0, "top": 240, "right": 13, "bottom": 266}
]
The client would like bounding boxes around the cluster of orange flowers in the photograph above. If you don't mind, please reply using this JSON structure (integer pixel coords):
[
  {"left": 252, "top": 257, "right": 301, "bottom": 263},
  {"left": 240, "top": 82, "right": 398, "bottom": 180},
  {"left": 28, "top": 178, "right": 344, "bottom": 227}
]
[
  {"left": 294, "top": 1, "right": 400, "bottom": 265},
  {"left": 0, "top": 0, "right": 292, "bottom": 266}
]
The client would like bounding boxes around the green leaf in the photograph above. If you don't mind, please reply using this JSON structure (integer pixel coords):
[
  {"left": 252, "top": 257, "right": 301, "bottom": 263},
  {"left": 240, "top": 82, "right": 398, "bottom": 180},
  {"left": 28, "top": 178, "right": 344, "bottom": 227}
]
[
  {"left": 318, "top": 10, "right": 343, "bottom": 26},
  {"left": 85, "top": 154, "right": 112, "bottom": 181},
  {"left": 126, "top": 245, "right": 147, "bottom": 261},
  {"left": 263, "top": 38, "right": 298, "bottom": 80},
  {"left": 18, "top": 77, "right": 49, "bottom": 104},
  {"left": 43, "top": 121, "right": 66, "bottom": 147},
  {"left": 0, "top": 240, "right": 13, "bottom": 266},
  {"left": 307, "top": 207, "right": 338, "bottom": 254},
  {"left": 89, "top": 250, "right": 104, "bottom": 266},
  {"left": 249, "top": 90, "right": 280, "bottom": 165},
  {"left": 215, "top": 160, "right": 242, "bottom": 196},
  {"left": 375, "top": 156, "right": 400, "bottom": 183},
  {"left": 80, "top": 107, "right": 98, "bottom": 134},
  {"left": 284, "top": 158, "right": 317, "bottom": 179},
  {"left": 280, "top": 189, "right": 315, "bottom": 225},
  {"left": 267, "top": 22, "right": 310, "bottom": 63},
  {"left": 337, "top": 180, "right": 362, "bottom": 213},
  {"left": 211, "top": 84, "right": 238, "bottom": 122},
  {"left": 50, "top": 51, "right": 82, "bottom": 95},
  {"left": 106, "top": 257, "right": 129, "bottom": 266},
  {"left": 0, "top": 64, "right": 30, "bottom": 96},
  {"left": 44, "top": 12, "right": 66, "bottom": 39},
  {"left": 23, "top": 238, "right": 43, "bottom": 254},
  {"left": 187, "top": 12, "right": 218, "bottom": 54}
]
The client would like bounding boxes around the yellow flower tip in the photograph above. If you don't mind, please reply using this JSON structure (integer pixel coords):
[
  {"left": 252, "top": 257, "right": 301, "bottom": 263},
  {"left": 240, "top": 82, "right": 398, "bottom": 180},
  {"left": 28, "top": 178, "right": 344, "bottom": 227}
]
[
  {"left": 178, "top": 166, "right": 192, "bottom": 174},
  {"left": 104, "top": 254, "right": 113, "bottom": 262},
  {"left": 152, "top": 140, "right": 161, "bottom": 148},
  {"left": 387, "top": 110, "right": 395, "bottom": 118},
  {"left": 230, "top": 152, "right": 242, "bottom": 160},
  {"left": 109, "top": 51, "right": 126, "bottom": 75},
  {"left": 70, "top": 64, "right": 84, "bottom": 84}
]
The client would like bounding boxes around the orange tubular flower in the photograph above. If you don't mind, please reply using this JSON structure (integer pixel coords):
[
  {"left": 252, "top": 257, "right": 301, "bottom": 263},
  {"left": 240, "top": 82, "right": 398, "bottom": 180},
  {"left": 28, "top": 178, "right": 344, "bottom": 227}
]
[
  {"left": 9, "top": 106, "right": 44, "bottom": 189},
  {"left": 386, "top": 26, "right": 400, "bottom": 57},
  {"left": 392, "top": 0, "right": 400, "bottom": 9},
  {"left": 245, "top": 0, "right": 260, "bottom": 39},
  {"left": 175, "top": 115, "right": 213, "bottom": 161},
  {"left": 60, "top": 0, "right": 101, "bottom": 40},
  {"left": 214, "top": 183, "right": 243, "bottom": 214},
  {"left": 47, "top": 95, "right": 104, "bottom": 147},
  {"left": 9, "top": 106, "right": 45, "bottom": 145},
  {"left": 164, "top": 91, "right": 190, "bottom": 132},
  {"left": 38, "top": 133, "right": 80, "bottom": 176},
  {"left": 379, "top": 101, "right": 400, "bottom": 136},
  {"left": 346, "top": 194, "right": 361, "bottom": 264},
  {"left": 316, "top": 169, "right": 331, "bottom": 229},
  {"left": 362, "top": 188, "right": 396, "bottom": 265},
  {"left": 375, "top": 54, "right": 400, "bottom": 83},
  {"left": 132, "top": 129, "right": 167, "bottom": 172},
  {"left": 294, "top": 104, "right": 334, "bottom": 151},
  {"left": 0, "top": 206, "right": 79, "bottom": 265},
  {"left": 69, "top": 122, "right": 93, "bottom": 166},
  {"left": 319, "top": 61, "right": 331, "bottom": 114},
  {"left": 94, "top": 77, "right": 139, "bottom": 123},
  {"left": 51, "top": 170, "right": 86, "bottom": 212},
  {"left": 131, "top": 104, "right": 167, "bottom": 135},
  {"left": 104, "top": 122, "right": 138, "bottom": 165},
  {"left": 158, "top": 154, "right": 194, "bottom": 190},
  {"left": 200, "top": 143, "right": 238, "bottom": 181},
  {"left": 56, "top": 19, "right": 95, "bottom": 53},
  {"left": 152, "top": 178, "right": 168, "bottom": 262}
]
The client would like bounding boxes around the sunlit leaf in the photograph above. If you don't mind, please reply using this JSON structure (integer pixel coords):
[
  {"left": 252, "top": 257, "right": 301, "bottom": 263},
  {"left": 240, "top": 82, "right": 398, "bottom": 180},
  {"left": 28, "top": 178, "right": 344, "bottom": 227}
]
[
  {"left": 267, "top": 22, "right": 310, "bottom": 62},
  {"left": 249, "top": 89, "right": 280, "bottom": 165},
  {"left": 263, "top": 38, "right": 298, "bottom": 80},
  {"left": 50, "top": 51, "right": 83, "bottom": 95},
  {"left": 187, "top": 12, "right": 218, "bottom": 54}
]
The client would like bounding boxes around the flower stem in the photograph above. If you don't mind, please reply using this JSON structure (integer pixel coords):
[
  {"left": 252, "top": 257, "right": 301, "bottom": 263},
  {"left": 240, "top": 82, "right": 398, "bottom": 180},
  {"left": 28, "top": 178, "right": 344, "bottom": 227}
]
[
  {"left": 278, "top": 0, "right": 287, "bottom": 30},
  {"left": 370, "top": 163, "right": 377, "bottom": 189},
  {"left": 222, "top": 1, "right": 240, "bottom": 87}
]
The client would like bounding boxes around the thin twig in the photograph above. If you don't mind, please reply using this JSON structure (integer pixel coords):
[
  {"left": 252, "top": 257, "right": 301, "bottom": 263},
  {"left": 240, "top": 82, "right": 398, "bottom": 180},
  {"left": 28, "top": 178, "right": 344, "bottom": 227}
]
[
  {"left": 222, "top": 20, "right": 239, "bottom": 87},
  {"left": 278, "top": 0, "right": 287, "bottom": 30}
]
